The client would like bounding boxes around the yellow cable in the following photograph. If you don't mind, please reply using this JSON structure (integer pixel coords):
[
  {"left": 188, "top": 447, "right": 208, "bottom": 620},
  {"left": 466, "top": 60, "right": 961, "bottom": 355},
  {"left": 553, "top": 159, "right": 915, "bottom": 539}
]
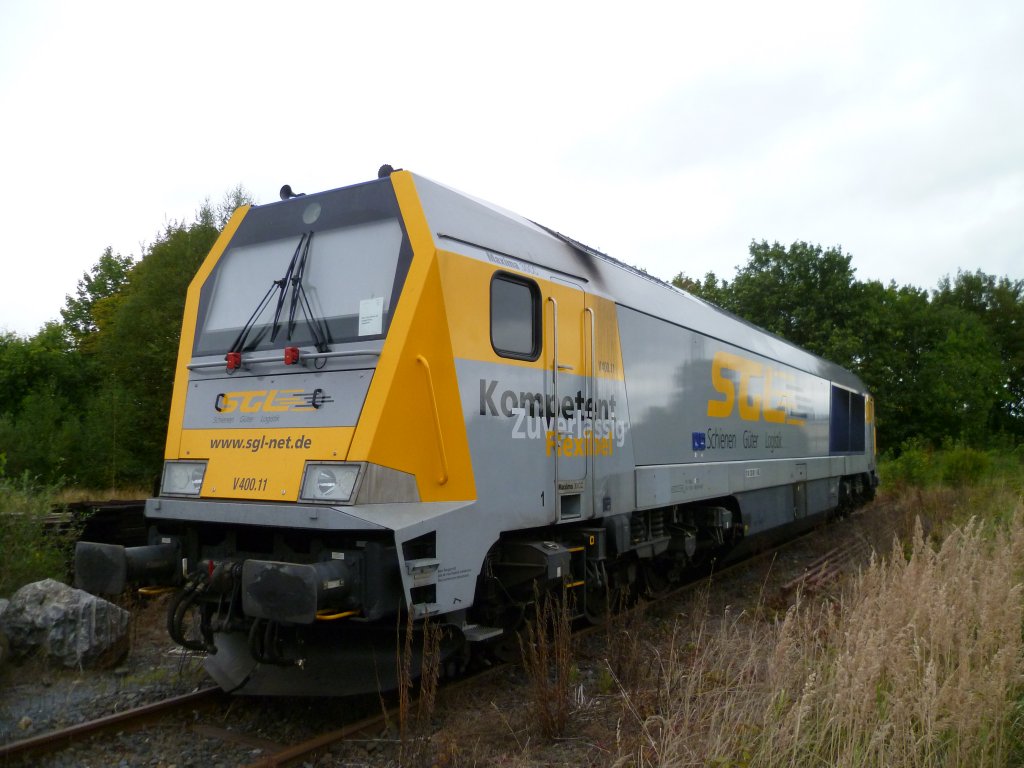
[
  {"left": 137, "top": 586, "right": 176, "bottom": 596},
  {"left": 315, "top": 609, "right": 358, "bottom": 621}
]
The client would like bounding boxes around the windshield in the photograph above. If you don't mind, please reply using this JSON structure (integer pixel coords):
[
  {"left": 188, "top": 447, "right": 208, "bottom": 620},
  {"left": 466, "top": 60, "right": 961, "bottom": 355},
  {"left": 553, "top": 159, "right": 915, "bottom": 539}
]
[{"left": 193, "top": 181, "right": 411, "bottom": 356}]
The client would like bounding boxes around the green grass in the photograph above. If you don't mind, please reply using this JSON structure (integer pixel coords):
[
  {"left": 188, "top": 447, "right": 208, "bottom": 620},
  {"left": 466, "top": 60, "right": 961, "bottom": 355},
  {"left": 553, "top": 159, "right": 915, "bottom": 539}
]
[
  {"left": 0, "top": 469, "right": 77, "bottom": 597},
  {"left": 879, "top": 440, "right": 1024, "bottom": 498}
]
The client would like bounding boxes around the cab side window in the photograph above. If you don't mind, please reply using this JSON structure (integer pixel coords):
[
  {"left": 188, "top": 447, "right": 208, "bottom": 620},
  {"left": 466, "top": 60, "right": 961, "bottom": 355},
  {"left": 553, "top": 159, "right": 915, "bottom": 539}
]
[{"left": 491, "top": 273, "right": 540, "bottom": 360}]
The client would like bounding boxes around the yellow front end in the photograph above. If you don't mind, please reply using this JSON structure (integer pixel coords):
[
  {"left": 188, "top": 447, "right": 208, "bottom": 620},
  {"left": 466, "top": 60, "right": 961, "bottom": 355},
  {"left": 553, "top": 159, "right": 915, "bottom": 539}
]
[{"left": 161, "top": 171, "right": 474, "bottom": 507}]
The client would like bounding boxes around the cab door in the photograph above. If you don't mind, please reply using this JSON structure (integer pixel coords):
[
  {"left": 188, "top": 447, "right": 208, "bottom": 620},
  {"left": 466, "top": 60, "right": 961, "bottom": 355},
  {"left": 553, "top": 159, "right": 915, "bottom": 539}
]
[{"left": 545, "top": 279, "right": 592, "bottom": 522}]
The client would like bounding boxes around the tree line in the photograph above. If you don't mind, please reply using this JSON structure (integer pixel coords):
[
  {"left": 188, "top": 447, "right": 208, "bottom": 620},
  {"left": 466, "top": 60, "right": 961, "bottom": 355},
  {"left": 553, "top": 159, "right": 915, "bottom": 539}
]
[
  {"left": 0, "top": 190, "right": 249, "bottom": 490},
  {"left": 0, "top": 200, "right": 1020, "bottom": 491}
]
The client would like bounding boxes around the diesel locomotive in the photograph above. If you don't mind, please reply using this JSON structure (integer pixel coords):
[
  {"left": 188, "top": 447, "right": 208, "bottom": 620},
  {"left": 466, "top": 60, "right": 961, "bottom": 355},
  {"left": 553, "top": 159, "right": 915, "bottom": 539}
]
[{"left": 75, "top": 168, "right": 877, "bottom": 695}]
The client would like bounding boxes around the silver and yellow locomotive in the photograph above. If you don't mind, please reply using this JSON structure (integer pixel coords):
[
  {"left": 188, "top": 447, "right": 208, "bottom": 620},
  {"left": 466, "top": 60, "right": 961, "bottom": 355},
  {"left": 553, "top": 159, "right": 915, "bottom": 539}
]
[{"left": 76, "top": 168, "right": 877, "bottom": 695}]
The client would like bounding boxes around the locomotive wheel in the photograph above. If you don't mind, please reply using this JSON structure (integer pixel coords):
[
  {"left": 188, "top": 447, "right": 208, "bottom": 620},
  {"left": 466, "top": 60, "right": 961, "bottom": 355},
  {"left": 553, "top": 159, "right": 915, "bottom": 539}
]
[
  {"left": 583, "top": 579, "right": 610, "bottom": 625},
  {"left": 641, "top": 559, "right": 673, "bottom": 599},
  {"left": 584, "top": 561, "right": 637, "bottom": 624}
]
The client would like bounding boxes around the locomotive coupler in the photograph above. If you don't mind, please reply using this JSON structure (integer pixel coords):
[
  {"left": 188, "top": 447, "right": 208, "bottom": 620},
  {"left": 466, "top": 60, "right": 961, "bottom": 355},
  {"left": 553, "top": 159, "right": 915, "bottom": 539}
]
[
  {"left": 74, "top": 540, "right": 180, "bottom": 595},
  {"left": 196, "top": 558, "right": 243, "bottom": 594},
  {"left": 241, "top": 556, "right": 358, "bottom": 625}
]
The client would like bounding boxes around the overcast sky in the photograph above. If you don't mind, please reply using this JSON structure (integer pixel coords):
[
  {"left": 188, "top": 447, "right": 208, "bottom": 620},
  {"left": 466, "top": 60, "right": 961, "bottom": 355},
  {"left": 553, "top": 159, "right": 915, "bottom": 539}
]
[{"left": 1, "top": 0, "right": 1021, "bottom": 338}]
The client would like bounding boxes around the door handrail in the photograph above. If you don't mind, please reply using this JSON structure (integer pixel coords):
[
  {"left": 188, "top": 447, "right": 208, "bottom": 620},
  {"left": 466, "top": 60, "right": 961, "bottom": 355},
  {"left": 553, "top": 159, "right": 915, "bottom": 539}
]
[
  {"left": 547, "top": 296, "right": 559, "bottom": 512},
  {"left": 585, "top": 305, "right": 596, "bottom": 514}
]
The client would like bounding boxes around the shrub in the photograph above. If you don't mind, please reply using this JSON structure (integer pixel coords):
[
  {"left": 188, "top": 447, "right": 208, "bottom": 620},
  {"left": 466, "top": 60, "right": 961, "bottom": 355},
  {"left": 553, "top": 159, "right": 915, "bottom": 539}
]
[
  {"left": 0, "top": 470, "right": 73, "bottom": 596},
  {"left": 940, "top": 446, "right": 990, "bottom": 487},
  {"left": 881, "top": 439, "right": 935, "bottom": 489}
]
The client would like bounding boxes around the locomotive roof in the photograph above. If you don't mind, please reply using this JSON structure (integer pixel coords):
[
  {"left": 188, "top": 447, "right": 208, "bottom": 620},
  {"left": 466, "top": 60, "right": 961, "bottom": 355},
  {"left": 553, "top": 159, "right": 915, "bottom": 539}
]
[{"left": 411, "top": 173, "right": 866, "bottom": 393}]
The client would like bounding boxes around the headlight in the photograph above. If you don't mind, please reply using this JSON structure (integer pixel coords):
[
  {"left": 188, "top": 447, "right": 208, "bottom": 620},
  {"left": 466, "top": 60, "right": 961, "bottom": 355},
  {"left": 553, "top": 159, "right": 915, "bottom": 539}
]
[
  {"left": 161, "top": 461, "right": 207, "bottom": 496},
  {"left": 300, "top": 462, "right": 361, "bottom": 503}
]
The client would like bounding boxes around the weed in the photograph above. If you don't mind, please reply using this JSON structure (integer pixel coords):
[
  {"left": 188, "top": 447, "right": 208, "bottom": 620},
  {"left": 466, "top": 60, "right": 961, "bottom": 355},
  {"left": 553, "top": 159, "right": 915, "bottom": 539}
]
[
  {"left": 940, "top": 445, "right": 990, "bottom": 487},
  {"left": 614, "top": 499, "right": 1024, "bottom": 767},
  {"left": 519, "top": 586, "right": 575, "bottom": 739},
  {"left": 604, "top": 587, "right": 651, "bottom": 695},
  {"left": 390, "top": 610, "right": 443, "bottom": 767},
  {"left": 881, "top": 438, "right": 935, "bottom": 489},
  {"left": 0, "top": 472, "right": 75, "bottom": 596}
]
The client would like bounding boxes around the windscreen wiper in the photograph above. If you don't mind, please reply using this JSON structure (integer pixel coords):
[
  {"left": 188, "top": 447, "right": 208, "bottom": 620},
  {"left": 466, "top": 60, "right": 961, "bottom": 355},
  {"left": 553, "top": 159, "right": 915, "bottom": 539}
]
[
  {"left": 227, "top": 279, "right": 284, "bottom": 356},
  {"left": 269, "top": 234, "right": 308, "bottom": 343},
  {"left": 284, "top": 232, "right": 330, "bottom": 353},
  {"left": 228, "top": 233, "right": 308, "bottom": 357}
]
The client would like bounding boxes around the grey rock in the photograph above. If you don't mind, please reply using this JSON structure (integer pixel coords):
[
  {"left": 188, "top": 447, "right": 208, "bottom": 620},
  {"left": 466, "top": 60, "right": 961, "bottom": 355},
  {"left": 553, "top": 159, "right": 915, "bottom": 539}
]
[{"left": 0, "top": 579, "right": 130, "bottom": 668}]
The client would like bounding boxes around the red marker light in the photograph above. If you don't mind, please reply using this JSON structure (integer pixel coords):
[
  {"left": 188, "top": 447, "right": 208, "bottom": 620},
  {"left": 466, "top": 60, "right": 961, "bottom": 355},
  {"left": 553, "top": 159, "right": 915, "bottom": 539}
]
[
  {"left": 226, "top": 352, "right": 241, "bottom": 370},
  {"left": 284, "top": 346, "right": 300, "bottom": 365}
]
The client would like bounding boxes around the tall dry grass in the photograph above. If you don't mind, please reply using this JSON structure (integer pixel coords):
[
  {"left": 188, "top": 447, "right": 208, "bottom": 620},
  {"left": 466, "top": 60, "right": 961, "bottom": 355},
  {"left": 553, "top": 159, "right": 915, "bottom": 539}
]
[
  {"left": 617, "top": 504, "right": 1024, "bottom": 767},
  {"left": 390, "top": 612, "right": 443, "bottom": 767},
  {"left": 520, "top": 587, "right": 577, "bottom": 739}
]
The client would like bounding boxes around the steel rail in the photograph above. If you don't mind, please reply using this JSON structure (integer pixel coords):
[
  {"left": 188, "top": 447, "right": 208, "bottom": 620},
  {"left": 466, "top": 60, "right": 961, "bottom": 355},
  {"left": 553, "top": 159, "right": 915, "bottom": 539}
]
[
  {"left": 0, "top": 686, "right": 224, "bottom": 763},
  {"left": 781, "top": 534, "right": 871, "bottom": 594}
]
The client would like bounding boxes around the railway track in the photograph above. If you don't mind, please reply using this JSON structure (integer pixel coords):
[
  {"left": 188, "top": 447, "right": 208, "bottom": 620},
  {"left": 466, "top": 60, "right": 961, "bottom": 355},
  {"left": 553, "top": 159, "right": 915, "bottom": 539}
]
[
  {"left": 781, "top": 533, "right": 872, "bottom": 594},
  {"left": 0, "top": 686, "right": 226, "bottom": 765},
  {"left": 45, "top": 499, "right": 148, "bottom": 548},
  {"left": 242, "top": 710, "right": 387, "bottom": 768}
]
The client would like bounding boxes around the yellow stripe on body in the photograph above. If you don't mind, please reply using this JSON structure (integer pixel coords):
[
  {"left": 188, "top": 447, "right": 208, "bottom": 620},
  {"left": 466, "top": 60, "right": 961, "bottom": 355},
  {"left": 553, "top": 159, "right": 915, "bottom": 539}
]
[
  {"left": 437, "top": 250, "right": 627, "bottom": 382},
  {"left": 346, "top": 172, "right": 476, "bottom": 502},
  {"left": 586, "top": 292, "right": 627, "bottom": 384},
  {"left": 181, "top": 426, "right": 354, "bottom": 500},
  {"left": 164, "top": 206, "right": 251, "bottom": 459}
]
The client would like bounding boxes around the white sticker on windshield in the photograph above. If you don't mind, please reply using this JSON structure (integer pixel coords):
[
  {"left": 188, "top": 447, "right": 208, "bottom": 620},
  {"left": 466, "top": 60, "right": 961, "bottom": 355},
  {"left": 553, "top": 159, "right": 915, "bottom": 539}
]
[{"left": 359, "top": 296, "right": 384, "bottom": 336}]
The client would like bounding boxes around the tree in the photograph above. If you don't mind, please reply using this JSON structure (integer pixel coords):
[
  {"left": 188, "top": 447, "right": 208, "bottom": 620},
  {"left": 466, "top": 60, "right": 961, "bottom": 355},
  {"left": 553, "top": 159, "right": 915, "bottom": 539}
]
[
  {"left": 0, "top": 323, "right": 88, "bottom": 483},
  {"left": 863, "top": 290, "right": 1000, "bottom": 449},
  {"left": 83, "top": 218, "right": 220, "bottom": 486},
  {"left": 932, "top": 270, "right": 1024, "bottom": 439},
  {"left": 72, "top": 376, "right": 135, "bottom": 491},
  {"left": 676, "top": 241, "right": 864, "bottom": 368},
  {"left": 60, "top": 247, "right": 134, "bottom": 349},
  {"left": 672, "top": 271, "right": 727, "bottom": 307},
  {"left": 0, "top": 382, "right": 80, "bottom": 481},
  {"left": 729, "top": 241, "right": 863, "bottom": 365},
  {"left": 215, "top": 184, "right": 255, "bottom": 228}
]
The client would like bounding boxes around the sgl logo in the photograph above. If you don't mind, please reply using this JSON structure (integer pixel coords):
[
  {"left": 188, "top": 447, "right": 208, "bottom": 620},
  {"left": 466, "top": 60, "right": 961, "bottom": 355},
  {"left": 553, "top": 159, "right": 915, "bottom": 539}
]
[
  {"left": 214, "top": 388, "right": 333, "bottom": 413},
  {"left": 706, "top": 351, "right": 805, "bottom": 425}
]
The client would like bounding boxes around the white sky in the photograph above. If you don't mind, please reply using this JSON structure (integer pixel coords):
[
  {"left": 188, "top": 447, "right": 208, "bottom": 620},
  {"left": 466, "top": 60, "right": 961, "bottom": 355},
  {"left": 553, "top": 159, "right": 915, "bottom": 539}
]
[{"left": 1, "top": 0, "right": 1021, "bottom": 338}]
